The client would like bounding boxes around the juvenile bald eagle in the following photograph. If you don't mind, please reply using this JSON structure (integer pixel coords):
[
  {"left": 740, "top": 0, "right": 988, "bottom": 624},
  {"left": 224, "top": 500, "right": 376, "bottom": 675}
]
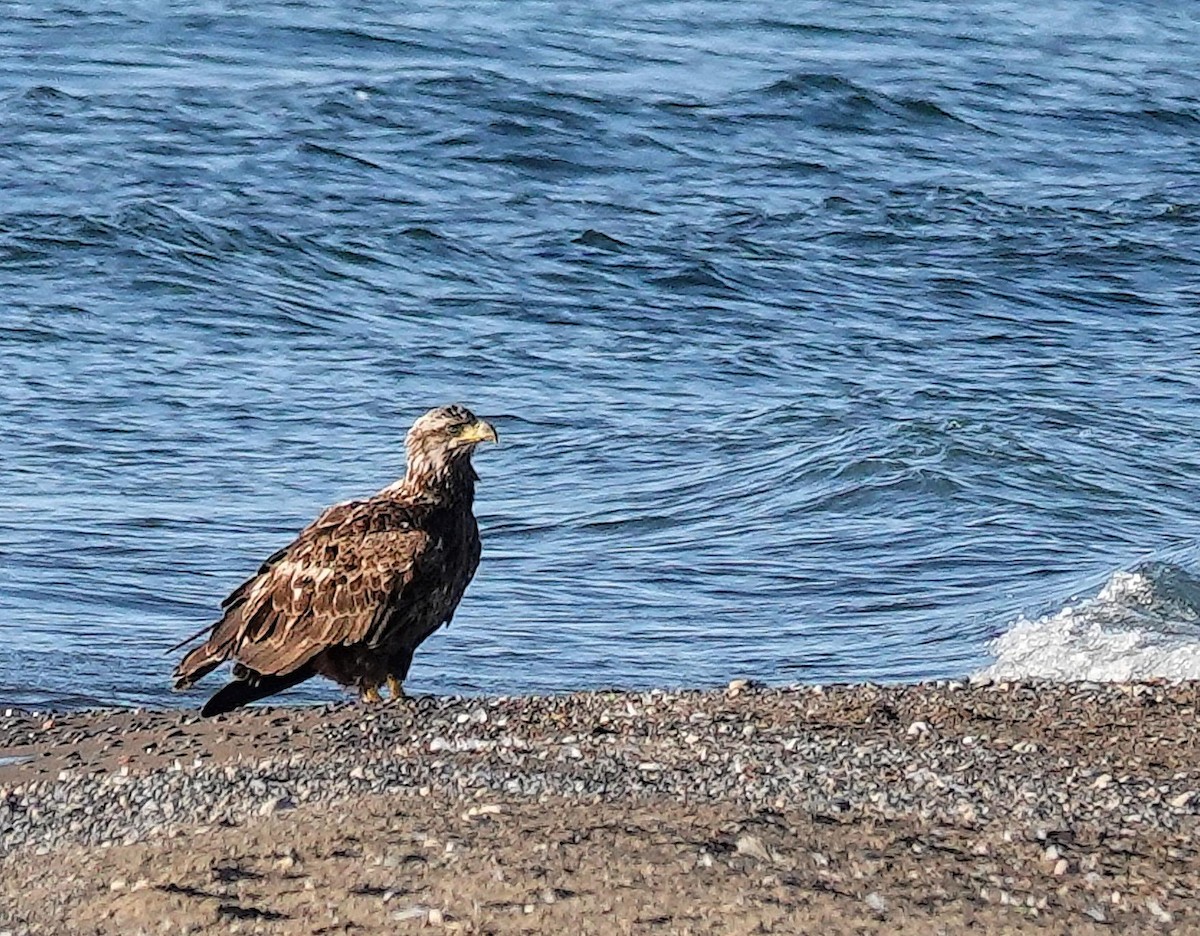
[{"left": 172, "top": 404, "right": 497, "bottom": 717}]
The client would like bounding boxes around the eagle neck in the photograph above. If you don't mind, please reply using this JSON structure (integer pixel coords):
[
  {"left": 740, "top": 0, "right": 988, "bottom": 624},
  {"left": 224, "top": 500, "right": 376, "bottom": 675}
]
[{"left": 383, "top": 453, "right": 476, "bottom": 506}]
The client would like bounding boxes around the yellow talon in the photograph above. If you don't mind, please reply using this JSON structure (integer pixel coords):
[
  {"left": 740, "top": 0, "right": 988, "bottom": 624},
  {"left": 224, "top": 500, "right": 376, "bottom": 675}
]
[
  {"left": 387, "top": 676, "right": 405, "bottom": 700},
  {"left": 361, "top": 684, "right": 383, "bottom": 704}
]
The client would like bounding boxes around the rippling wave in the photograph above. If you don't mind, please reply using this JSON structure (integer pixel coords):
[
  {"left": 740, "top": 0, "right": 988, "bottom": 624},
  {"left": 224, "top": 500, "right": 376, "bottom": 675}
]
[
  {"left": 981, "top": 563, "right": 1200, "bottom": 682},
  {"left": 1, "top": 1, "right": 1200, "bottom": 708}
]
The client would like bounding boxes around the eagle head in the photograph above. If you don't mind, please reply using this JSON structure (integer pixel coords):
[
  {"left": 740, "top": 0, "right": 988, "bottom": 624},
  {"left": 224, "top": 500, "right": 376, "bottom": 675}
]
[{"left": 405, "top": 405, "right": 498, "bottom": 485}]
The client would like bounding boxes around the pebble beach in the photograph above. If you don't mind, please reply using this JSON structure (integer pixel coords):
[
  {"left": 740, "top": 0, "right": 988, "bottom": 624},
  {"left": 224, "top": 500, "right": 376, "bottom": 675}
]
[{"left": 2, "top": 680, "right": 1199, "bottom": 933}]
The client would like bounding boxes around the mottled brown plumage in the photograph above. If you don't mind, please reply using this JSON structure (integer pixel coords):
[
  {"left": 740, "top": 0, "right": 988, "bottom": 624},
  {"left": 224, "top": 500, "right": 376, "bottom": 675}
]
[{"left": 172, "top": 404, "right": 497, "bottom": 716}]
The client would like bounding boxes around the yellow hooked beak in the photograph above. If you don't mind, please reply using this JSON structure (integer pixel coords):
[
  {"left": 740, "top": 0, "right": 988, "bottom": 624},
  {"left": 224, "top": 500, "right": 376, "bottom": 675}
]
[{"left": 458, "top": 419, "right": 498, "bottom": 445}]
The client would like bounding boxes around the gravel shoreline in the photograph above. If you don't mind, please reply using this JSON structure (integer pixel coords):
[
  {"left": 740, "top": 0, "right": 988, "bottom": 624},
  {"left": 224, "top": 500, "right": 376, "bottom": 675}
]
[{"left": 3, "top": 680, "right": 1199, "bottom": 933}]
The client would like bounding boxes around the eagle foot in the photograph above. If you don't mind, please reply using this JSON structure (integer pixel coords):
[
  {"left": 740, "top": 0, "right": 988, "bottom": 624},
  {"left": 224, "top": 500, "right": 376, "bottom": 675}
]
[
  {"left": 360, "top": 684, "right": 383, "bottom": 704},
  {"left": 387, "top": 676, "right": 407, "bottom": 701}
]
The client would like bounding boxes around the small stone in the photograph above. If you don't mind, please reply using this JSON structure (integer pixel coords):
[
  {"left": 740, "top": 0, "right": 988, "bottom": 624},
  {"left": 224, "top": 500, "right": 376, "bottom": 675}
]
[
  {"left": 258, "top": 796, "right": 293, "bottom": 816},
  {"left": 864, "top": 892, "right": 888, "bottom": 914},
  {"left": 726, "top": 679, "right": 750, "bottom": 697},
  {"left": 427, "top": 908, "right": 444, "bottom": 926},
  {"left": 906, "top": 721, "right": 930, "bottom": 737},
  {"left": 1054, "top": 859, "right": 1069, "bottom": 876},
  {"left": 109, "top": 879, "right": 126, "bottom": 891},
  {"left": 1169, "top": 790, "right": 1195, "bottom": 808},
  {"left": 391, "top": 906, "right": 429, "bottom": 922},
  {"left": 1146, "top": 898, "right": 1172, "bottom": 923},
  {"left": 1092, "top": 774, "right": 1113, "bottom": 790},
  {"left": 735, "top": 835, "right": 772, "bottom": 862}
]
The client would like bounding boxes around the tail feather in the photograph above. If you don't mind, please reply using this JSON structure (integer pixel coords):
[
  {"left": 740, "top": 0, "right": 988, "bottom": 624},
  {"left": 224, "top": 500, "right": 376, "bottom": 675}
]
[
  {"left": 200, "top": 666, "right": 314, "bottom": 718},
  {"left": 173, "top": 641, "right": 228, "bottom": 690},
  {"left": 166, "top": 621, "right": 218, "bottom": 655}
]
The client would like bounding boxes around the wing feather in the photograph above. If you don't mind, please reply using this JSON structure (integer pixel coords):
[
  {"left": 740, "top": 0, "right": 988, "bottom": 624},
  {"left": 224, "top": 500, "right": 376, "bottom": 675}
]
[{"left": 181, "top": 498, "right": 431, "bottom": 680}]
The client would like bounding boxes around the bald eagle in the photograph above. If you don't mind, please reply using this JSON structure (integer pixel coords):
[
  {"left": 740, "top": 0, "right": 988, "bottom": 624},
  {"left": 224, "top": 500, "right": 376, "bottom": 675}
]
[{"left": 172, "top": 404, "right": 498, "bottom": 717}]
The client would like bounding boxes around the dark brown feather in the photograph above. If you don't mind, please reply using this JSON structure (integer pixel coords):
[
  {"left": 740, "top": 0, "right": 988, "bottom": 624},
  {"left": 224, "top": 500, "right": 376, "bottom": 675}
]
[{"left": 172, "top": 404, "right": 495, "bottom": 713}]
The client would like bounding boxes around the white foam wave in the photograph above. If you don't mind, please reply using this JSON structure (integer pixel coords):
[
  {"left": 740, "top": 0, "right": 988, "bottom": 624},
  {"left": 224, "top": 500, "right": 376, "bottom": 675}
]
[{"left": 978, "top": 564, "right": 1200, "bottom": 682}]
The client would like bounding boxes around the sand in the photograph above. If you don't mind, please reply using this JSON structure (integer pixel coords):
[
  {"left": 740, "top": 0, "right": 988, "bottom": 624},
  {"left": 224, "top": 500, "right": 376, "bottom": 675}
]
[{"left": 1, "top": 680, "right": 1198, "bottom": 934}]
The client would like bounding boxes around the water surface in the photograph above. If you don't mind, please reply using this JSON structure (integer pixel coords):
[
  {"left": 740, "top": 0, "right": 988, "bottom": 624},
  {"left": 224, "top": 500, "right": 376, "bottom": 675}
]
[{"left": 2, "top": 1, "right": 1200, "bottom": 708}]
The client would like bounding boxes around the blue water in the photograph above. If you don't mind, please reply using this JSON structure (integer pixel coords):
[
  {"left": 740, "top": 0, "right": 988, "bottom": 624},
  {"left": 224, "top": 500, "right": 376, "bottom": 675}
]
[{"left": 3, "top": 2, "right": 1200, "bottom": 709}]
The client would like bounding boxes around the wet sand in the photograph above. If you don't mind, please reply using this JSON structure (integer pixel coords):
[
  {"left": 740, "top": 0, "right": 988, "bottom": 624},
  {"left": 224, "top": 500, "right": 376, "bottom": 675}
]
[{"left": 2, "top": 680, "right": 1199, "bottom": 933}]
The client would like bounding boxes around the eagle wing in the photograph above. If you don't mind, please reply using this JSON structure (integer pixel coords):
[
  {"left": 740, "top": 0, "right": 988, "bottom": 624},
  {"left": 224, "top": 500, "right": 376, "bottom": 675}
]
[{"left": 174, "top": 498, "right": 431, "bottom": 684}]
